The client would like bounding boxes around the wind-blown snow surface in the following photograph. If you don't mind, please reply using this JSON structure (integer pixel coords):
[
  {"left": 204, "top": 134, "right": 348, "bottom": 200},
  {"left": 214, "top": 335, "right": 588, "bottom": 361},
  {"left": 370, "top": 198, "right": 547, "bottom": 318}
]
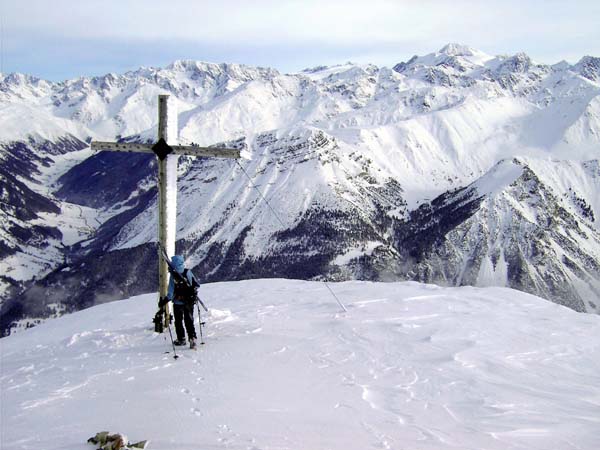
[{"left": 2, "top": 279, "right": 599, "bottom": 450}]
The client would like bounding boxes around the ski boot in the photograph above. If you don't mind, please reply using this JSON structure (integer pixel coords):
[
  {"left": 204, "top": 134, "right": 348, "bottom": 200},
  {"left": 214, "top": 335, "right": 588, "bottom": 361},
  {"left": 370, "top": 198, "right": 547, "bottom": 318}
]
[
  {"left": 173, "top": 338, "right": 186, "bottom": 346},
  {"left": 189, "top": 338, "right": 197, "bottom": 350}
]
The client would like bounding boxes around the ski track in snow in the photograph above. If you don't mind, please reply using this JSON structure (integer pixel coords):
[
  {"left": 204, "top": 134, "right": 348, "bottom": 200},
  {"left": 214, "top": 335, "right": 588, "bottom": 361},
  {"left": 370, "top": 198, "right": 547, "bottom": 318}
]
[{"left": 1, "top": 279, "right": 600, "bottom": 450}]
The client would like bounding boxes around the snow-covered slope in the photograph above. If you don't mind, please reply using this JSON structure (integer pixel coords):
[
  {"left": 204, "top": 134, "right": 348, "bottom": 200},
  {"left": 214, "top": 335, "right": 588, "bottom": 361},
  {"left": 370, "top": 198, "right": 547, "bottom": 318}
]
[
  {"left": 2, "top": 44, "right": 600, "bottom": 333},
  {"left": 396, "top": 158, "right": 600, "bottom": 312},
  {"left": 2, "top": 279, "right": 599, "bottom": 450}
]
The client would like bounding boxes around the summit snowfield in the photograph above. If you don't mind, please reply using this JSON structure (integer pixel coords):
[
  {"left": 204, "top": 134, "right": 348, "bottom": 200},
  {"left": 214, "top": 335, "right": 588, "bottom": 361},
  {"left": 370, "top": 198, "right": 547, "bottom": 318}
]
[
  {"left": 1, "top": 44, "right": 600, "bottom": 333},
  {"left": 1, "top": 280, "right": 600, "bottom": 450}
]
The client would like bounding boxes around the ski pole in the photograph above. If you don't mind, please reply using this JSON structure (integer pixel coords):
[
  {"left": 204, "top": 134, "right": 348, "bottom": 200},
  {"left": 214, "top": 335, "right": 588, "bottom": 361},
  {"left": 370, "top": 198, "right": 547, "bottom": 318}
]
[
  {"left": 166, "top": 320, "right": 179, "bottom": 359},
  {"left": 197, "top": 296, "right": 209, "bottom": 312},
  {"left": 196, "top": 300, "right": 205, "bottom": 345}
]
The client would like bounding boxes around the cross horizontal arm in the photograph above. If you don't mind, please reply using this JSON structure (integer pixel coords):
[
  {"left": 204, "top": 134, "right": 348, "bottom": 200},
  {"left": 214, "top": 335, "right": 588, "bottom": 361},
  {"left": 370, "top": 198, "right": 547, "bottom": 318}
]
[
  {"left": 91, "top": 141, "right": 241, "bottom": 159},
  {"left": 91, "top": 141, "right": 154, "bottom": 153},
  {"left": 171, "top": 144, "right": 240, "bottom": 159}
]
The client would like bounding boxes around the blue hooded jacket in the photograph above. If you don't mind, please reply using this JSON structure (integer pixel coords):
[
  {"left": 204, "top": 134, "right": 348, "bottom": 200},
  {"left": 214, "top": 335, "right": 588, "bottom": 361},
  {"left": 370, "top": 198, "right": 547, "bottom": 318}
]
[{"left": 167, "top": 255, "right": 199, "bottom": 305}]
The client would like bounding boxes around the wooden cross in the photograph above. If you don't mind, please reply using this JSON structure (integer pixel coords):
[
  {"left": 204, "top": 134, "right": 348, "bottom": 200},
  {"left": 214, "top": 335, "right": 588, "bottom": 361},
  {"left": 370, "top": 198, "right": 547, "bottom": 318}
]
[{"left": 91, "top": 95, "right": 240, "bottom": 323}]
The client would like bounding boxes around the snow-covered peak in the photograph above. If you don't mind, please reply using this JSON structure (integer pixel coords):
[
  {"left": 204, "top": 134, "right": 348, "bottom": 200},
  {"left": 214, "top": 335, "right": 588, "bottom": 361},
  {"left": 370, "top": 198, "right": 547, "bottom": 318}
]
[
  {"left": 391, "top": 46, "right": 561, "bottom": 94},
  {"left": 1, "top": 72, "right": 40, "bottom": 85},
  {"left": 1, "top": 47, "right": 596, "bottom": 147},
  {"left": 437, "top": 43, "right": 494, "bottom": 65},
  {"left": 0, "top": 72, "right": 56, "bottom": 101},
  {"left": 165, "top": 59, "right": 279, "bottom": 79},
  {"left": 493, "top": 52, "right": 536, "bottom": 74},
  {"left": 439, "top": 43, "right": 477, "bottom": 56},
  {"left": 394, "top": 43, "right": 494, "bottom": 75},
  {"left": 573, "top": 56, "right": 600, "bottom": 82},
  {"left": 0, "top": 60, "right": 287, "bottom": 142},
  {"left": 551, "top": 60, "right": 571, "bottom": 71},
  {"left": 300, "top": 62, "right": 363, "bottom": 81}
]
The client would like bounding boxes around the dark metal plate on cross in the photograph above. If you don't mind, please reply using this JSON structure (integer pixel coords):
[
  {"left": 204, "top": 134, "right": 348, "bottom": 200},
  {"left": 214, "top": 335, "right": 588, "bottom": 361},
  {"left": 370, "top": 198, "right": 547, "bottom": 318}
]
[{"left": 151, "top": 138, "right": 173, "bottom": 160}]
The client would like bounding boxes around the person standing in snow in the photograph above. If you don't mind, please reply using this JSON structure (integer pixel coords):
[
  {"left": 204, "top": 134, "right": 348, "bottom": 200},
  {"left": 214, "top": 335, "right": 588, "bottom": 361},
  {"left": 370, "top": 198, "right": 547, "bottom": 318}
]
[{"left": 161, "top": 255, "right": 200, "bottom": 349}]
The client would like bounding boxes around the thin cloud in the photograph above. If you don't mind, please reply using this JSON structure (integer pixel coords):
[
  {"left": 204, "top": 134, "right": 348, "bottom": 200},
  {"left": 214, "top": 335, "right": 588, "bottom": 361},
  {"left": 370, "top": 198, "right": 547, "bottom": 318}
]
[{"left": 2, "top": 0, "right": 599, "bottom": 79}]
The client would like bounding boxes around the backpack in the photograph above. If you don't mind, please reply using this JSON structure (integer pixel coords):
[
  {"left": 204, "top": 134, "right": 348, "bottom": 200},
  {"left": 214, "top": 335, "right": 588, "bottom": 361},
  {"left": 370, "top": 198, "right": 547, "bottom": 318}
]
[
  {"left": 173, "top": 269, "right": 198, "bottom": 304},
  {"left": 153, "top": 309, "right": 164, "bottom": 333}
]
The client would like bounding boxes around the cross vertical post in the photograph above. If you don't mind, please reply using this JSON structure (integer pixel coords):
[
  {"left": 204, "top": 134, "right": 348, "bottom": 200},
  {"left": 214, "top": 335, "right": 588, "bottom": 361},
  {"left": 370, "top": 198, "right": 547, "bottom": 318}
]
[
  {"left": 157, "top": 95, "right": 178, "bottom": 323},
  {"left": 90, "top": 95, "right": 241, "bottom": 334}
]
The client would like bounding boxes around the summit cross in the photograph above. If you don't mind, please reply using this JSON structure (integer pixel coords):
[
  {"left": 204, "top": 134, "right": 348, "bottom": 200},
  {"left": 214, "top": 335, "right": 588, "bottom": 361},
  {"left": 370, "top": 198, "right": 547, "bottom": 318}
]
[{"left": 91, "top": 95, "right": 240, "bottom": 322}]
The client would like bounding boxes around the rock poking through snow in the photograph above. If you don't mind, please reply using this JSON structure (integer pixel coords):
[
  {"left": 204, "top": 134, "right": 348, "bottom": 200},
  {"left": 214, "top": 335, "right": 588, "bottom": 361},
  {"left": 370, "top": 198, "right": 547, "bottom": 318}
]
[{"left": 87, "top": 431, "right": 148, "bottom": 450}]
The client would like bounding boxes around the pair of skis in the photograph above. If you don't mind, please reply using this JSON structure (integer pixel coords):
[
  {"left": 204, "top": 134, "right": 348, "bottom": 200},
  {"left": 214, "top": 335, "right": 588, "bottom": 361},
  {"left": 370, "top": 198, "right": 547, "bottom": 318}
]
[{"left": 159, "top": 244, "right": 208, "bottom": 357}]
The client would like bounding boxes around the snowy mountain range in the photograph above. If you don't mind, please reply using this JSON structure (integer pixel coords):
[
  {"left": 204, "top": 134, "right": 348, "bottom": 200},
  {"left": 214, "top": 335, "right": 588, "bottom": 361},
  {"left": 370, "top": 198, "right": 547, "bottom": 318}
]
[{"left": 1, "top": 43, "right": 600, "bottom": 334}]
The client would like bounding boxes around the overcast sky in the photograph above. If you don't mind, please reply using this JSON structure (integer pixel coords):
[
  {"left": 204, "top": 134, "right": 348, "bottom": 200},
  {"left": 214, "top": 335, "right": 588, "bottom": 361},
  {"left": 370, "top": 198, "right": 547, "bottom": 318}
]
[{"left": 2, "top": 0, "right": 599, "bottom": 81}]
